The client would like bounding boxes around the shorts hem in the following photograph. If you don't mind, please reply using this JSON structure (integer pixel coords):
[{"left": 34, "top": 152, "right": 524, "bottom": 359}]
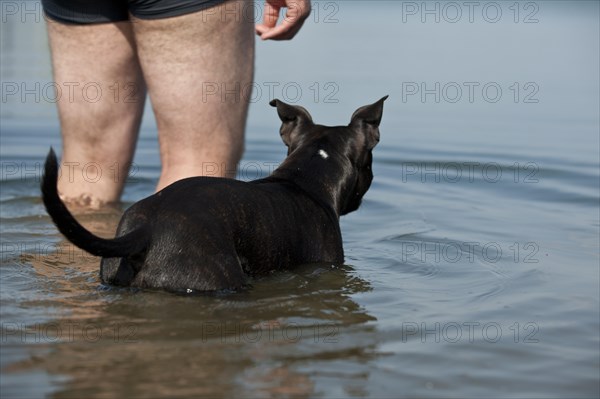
[
  {"left": 129, "top": 0, "right": 232, "bottom": 21},
  {"left": 43, "top": 9, "right": 128, "bottom": 25},
  {"left": 42, "top": 0, "right": 232, "bottom": 25}
]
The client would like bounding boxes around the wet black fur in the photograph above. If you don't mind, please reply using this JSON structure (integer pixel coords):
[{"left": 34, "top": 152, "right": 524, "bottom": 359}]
[{"left": 41, "top": 97, "right": 388, "bottom": 293}]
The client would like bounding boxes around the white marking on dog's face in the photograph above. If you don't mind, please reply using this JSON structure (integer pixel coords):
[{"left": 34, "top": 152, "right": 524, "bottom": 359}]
[{"left": 318, "top": 149, "right": 329, "bottom": 159}]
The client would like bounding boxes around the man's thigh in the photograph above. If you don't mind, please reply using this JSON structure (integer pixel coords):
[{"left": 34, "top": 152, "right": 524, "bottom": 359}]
[{"left": 131, "top": 1, "right": 255, "bottom": 151}]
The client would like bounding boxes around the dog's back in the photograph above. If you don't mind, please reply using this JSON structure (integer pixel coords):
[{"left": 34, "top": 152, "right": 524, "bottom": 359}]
[{"left": 100, "top": 176, "right": 343, "bottom": 292}]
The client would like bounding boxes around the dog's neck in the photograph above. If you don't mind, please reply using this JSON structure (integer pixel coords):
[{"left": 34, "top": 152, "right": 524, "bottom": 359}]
[{"left": 267, "top": 144, "right": 356, "bottom": 219}]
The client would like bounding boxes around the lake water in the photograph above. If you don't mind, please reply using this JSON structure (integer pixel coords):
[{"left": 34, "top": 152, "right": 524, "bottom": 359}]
[{"left": 1, "top": 1, "right": 599, "bottom": 397}]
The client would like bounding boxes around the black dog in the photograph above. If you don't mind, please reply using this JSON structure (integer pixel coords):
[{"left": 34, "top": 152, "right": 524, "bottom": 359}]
[{"left": 42, "top": 97, "right": 388, "bottom": 293}]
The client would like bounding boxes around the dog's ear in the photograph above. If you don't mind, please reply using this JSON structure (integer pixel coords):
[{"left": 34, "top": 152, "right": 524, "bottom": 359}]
[
  {"left": 349, "top": 95, "right": 388, "bottom": 149},
  {"left": 270, "top": 99, "right": 313, "bottom": 147}
]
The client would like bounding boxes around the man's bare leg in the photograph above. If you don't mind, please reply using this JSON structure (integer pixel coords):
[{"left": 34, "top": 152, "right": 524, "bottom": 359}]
[
  {"left": 46, "top": 20, "right": 146, "bottom": 206},
  {"left": 131, "top": 2, "right": 255, "bottom": 190}
]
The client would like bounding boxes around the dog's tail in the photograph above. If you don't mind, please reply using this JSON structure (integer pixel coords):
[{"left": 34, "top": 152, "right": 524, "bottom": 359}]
[{"left": 41, "top": 148, "right": 150, "bottom": 258}]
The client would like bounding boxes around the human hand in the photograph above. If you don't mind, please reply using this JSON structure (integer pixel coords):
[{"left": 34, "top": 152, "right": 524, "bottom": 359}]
[{"left": 255, "top": 0, "right": 311, "bottom": 41}]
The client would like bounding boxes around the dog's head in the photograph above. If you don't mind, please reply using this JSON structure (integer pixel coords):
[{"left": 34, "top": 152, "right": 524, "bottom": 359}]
[{"left": 269, "top": 96, "right": 388, "bottom": 215}]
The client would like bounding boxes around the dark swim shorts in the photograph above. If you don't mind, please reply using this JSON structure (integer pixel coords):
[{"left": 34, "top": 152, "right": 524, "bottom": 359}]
[{"left": 42, "top": 0, "right": 231, "bottom": 24}]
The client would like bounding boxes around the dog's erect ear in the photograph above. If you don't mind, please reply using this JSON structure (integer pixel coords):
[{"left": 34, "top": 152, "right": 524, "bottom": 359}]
[
  {"left": 349, "top": 95, "right": 389, "bottom": 149},
  {"left": 270, "top": 99, "right": 313, "bottom": 147}
]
